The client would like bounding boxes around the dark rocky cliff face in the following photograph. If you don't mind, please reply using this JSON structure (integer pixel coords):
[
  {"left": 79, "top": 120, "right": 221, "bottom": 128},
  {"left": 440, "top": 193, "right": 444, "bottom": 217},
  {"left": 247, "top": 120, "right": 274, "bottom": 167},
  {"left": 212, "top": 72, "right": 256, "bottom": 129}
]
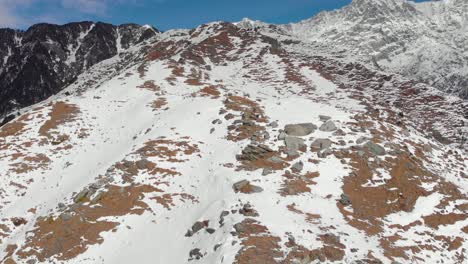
[{"left": 0, "top": 22, "right": 158, "bottom": 123}]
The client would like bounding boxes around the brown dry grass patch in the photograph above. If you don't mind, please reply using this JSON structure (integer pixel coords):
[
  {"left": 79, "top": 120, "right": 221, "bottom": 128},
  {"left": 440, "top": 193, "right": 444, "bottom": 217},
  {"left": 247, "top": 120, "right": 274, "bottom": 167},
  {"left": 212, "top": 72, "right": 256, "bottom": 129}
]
[
  {"left": 39, "top": 102, "right": 79, "bottom": 139},
  {"left": 16, "top": 185, "right": 159, "bottom": 262},
  {"left": 234, "top": 219, "right": 283, "bottom": 264},
  {"left": 151, "top": 98, "right": 168, "bottom": 110},
  {"left": 138, "top": 80, "right": 160, "bottom": 92}
]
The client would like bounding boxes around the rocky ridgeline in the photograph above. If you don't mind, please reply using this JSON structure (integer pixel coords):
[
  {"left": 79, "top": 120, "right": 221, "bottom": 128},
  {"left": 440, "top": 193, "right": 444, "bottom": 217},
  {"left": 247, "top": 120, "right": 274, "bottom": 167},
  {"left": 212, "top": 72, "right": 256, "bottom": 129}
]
[{"left": 0, "top": 22, "right": 158, "bottom": 123}]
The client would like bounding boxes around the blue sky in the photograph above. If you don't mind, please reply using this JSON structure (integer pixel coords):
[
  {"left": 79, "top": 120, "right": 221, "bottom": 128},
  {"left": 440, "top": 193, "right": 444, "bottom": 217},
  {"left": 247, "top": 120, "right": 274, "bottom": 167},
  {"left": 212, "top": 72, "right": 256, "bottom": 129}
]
[{"left": 0, "top": 0, "right": 431, "bottom": 30}]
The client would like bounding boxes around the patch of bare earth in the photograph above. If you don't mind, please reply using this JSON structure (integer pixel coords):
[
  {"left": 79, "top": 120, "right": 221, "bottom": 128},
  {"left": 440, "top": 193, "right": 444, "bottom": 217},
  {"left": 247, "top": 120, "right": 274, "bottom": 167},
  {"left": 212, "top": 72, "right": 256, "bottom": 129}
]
[
  {"left": 283, "top": 233, "right": 346, "bottom": 263},
  {"left": 0, "top": 121, "right": 26, "bottom": 138},
  {"left": 233, "top": 218, "right": 346, "bottom": 264},
  {"left": 151, "top": 98, "right": 168, "bottom": 110},
  {"left": 335, "top": 115, "right": 467, "bottom": 262},
  {"left": 280, "top": 171, "right": 318, "bottom": 197},
  {"left": 39, "top": 102, "right": 79, "bottom": 139},
  {"left": 10, "top": 154, "right": 51, "bottom": 174},
  {"left": 138, "top": 80, "right": 160, "bottom": 93},
  {"left": 4, "top": 102, "right": 81, "bottom": 175},
  {"left": 16, "top": 185, "right": 159, "bottom": 262},
  {"left": 0, "top": 111, "right": 37, "bottom": 150},
  {"left": 165, "top": 61, "right": 185, "bottom": 85},
  {"left": 10, "top": 137, "right": 201, "bottom": 262},
  {"left": 192, "top": 85, "right": 223, "bottom": 99},
  {"left": 234, "top": 219, "right": 283, "bottom": 264},
  {"left": 185, "top": 68, "right": 205, "bottom": 86},
  {"left": 287, "top": 204, "right": 321, "bottom": 226}
]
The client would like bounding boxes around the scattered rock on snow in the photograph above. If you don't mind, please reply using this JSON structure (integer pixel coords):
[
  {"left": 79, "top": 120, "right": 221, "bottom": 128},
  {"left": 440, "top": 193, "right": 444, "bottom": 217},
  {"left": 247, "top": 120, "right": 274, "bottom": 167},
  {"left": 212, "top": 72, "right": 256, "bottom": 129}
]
[
  {"left": 185, "top": 220, "right": 209, "bottom": 237},
  {"left": 278, "top": 131, "right": 287, "bottom": 140},
  {"left": 189, "top": 248, "right": 203, "bottom": 260},
  {"left": 269, "top": 121, "right": 279, "bottom": 128},
  {"left": 212, "top": 119, "right": 222, "bottom": 125},
  {"left": 233, "top": 180, "right": 263, "bottom": 194},
  {"left": 318, "top": 148, "right": 333, "bottom": 158},
  {"left": 311, "top": 138, "right": 332, "bottom": 152},
  {"left": 58, "top": 202, "right": 66, "bottom": 211},
  {"left": 291, "top": 161, "right": 304, "bottom": 173},
  {"left": 284, "top": 136, "right": 306, "bottom": 156},
  {"left": 284, "top": 123, "right": 317, "bottom": 136},
  {"left": 11, "top": 217, "right": 27, "bottom": 226},
  {"left": 319, "top": 120, "right": 338, "bottom": 132},
  {"left": 239, "top": 204, "right": 259, "bottom": 217},
  {"left": 219, "top": 211, "right": 230, "bottom": 225},
  {"left": 319, "top": 115, "right": 331, "bottom": 121},
  {"left": 214, "top": 244, "right": 222, "bottom": 251},
  {"left": 262, "top": 168, "right": 273, "bottom": 176},
  {"left": 339, "top": 194, "right": 351, "bottom": 206},
  {"left": 266, "top": 156, "right": 283, "bottom": 164}
]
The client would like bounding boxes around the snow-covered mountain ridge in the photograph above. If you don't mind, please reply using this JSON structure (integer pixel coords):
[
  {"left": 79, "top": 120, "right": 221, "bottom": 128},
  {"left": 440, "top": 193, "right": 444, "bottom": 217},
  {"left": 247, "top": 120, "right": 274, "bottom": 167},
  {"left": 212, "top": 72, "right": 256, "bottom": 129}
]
[
  {"left": 284, "top": 0, "right": 468, "bottom": 98},
  {"left": 0, "top": 19, "right": 466, "bottom": 264}
]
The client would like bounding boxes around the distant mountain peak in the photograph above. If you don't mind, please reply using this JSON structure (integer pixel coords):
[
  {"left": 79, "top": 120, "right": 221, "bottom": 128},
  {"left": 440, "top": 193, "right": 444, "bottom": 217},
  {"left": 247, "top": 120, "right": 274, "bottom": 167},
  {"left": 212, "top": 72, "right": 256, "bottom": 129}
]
[{"left": 285, "top": 0, "right": 468, "bottom": 98}]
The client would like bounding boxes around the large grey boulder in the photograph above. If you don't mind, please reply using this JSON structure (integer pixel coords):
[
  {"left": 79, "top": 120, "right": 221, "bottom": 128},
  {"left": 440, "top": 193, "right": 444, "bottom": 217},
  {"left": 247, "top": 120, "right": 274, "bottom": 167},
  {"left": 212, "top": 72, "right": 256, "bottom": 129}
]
[
  {"left": 285, "top": 136, "right": 306, "bottom": 152},
  {"left": 74, "top": 189, "right": 90, "bottom": 203},
  {"left": 267, "top": 156, "right": 283, "bottom": 164},
  {"left": 291, "top": 161, "right": 304, "bottom": 172},
  {"left": 284, "top": 123, "right": 317, "bottom": 136},
  {"left": 319, "top": 115, "right": 331, "bottom": 121},
  {"left": 319, "top": 120, "right": 338, "bottom": 132},
  {"left": 318, "top": 148, "right": 333, "bottom": 158},
  {"left": 364, "top": 141, "right": 386, "bottom": 156},
  {"left": 356, "top": 136, "right": 368, "bottom": 145},
  {"left": 311, "top": 138, "right": 333, "bottom": 152},
  {"left": 262, "top": 168, "right": 273, "bottom": 176},
  {"left": 278, "top": 131, "right": 287, "bottom": 140}
]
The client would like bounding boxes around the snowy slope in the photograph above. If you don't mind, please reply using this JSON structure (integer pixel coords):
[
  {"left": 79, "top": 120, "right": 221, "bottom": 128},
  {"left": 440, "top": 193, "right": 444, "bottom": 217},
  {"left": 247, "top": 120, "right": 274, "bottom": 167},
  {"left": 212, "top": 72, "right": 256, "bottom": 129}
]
[{"left": 0, "top": 18, "right": 467, "bottom": 264}]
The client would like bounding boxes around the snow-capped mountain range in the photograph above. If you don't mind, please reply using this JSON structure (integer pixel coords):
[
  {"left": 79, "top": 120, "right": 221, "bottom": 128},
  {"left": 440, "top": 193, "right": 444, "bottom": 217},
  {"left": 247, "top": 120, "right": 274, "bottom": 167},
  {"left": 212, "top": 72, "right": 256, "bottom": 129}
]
[
  {"left": 0, "top": 1, "right": 467, "bottom": 264},
  {"left": 285, "top": 0, "right": 468, "bottom": 98}
]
